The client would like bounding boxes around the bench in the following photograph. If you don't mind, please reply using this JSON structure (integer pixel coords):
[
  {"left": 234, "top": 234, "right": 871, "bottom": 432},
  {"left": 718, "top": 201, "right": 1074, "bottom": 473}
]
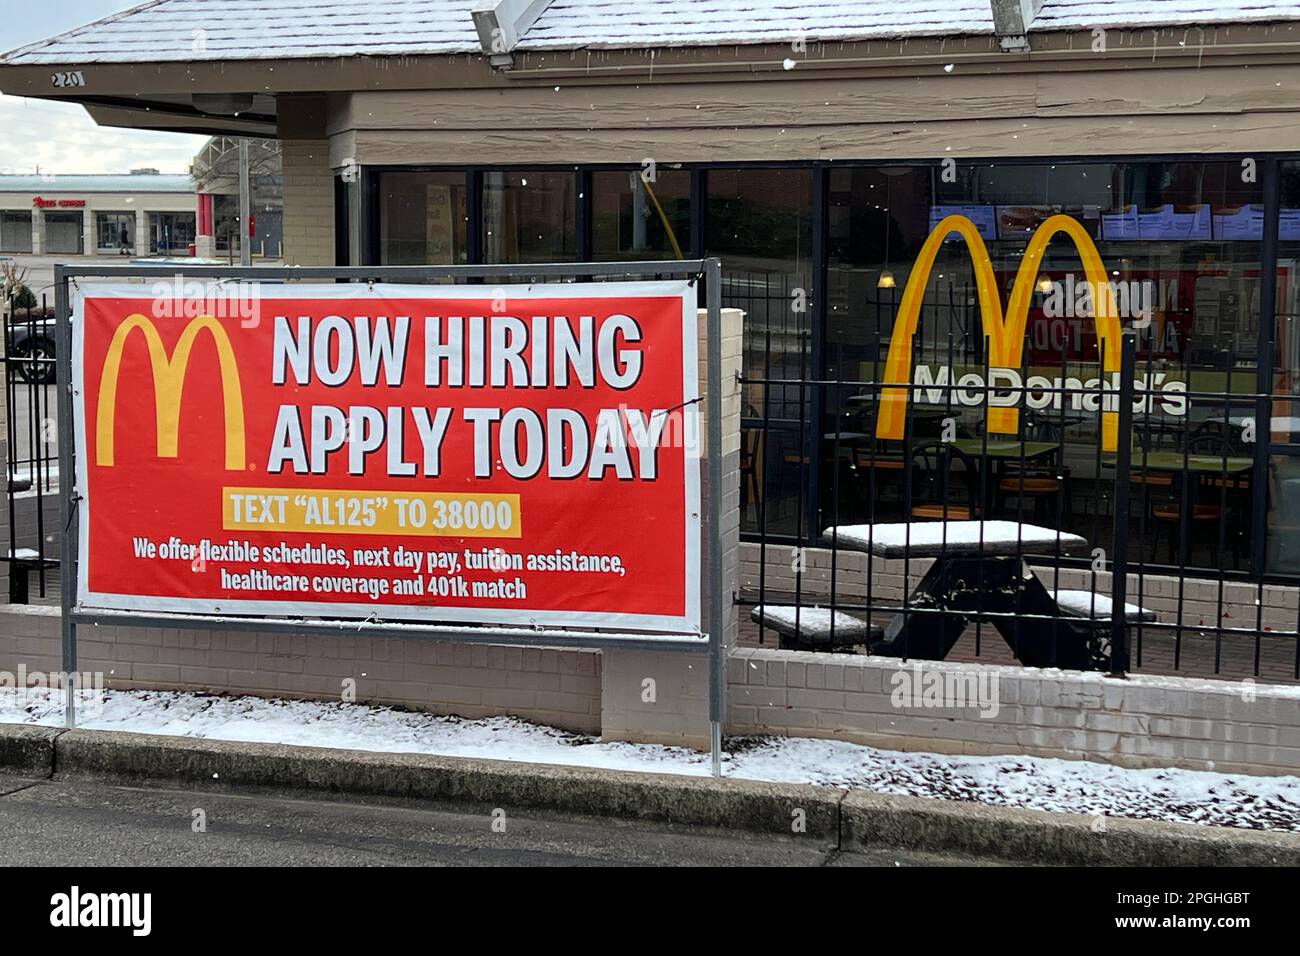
[
  {"left": 750, "top": 604, "right": 882, "bottom": 653},
  {"left": 1052, "top": 589, "right": 1157, "bottom": 624},
  {"left": 3, "top": 547, "right": 58, "bottom": 603}
]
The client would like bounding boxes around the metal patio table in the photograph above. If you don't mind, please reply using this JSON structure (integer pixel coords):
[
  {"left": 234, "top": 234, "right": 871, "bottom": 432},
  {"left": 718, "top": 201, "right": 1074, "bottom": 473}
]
[
  {"left": 1104, "top": 451, "right": 1254, "bottom": 561},
  {"left": 948, "top": 439, "right": 1061, "bottom": 461},
  {"left": 948, "top": 439, "right": 1062, "bottom": 515},
  {"left": 825, "top": 521, "right": 1104, "bottom": 669}
]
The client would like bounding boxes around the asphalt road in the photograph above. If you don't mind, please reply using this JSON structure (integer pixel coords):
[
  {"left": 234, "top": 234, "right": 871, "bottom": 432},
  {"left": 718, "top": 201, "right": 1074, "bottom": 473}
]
[{"left": 0, "top": 774, "right": 1001, "bottom": 867}]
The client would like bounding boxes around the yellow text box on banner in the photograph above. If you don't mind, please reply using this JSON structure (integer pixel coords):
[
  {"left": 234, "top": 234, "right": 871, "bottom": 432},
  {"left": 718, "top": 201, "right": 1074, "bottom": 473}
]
[{"left": 222, "top": 488, "right": 521, "bottom": 538}]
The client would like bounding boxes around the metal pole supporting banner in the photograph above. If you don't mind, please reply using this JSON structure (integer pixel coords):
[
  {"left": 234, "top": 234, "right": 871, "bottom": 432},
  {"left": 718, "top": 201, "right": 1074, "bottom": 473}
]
[
  {"left": 53, "top": 266, "right": 77, "bottom": 726},
  {"left": 705, "top": 257, "right": 725, "bottom": 777}
]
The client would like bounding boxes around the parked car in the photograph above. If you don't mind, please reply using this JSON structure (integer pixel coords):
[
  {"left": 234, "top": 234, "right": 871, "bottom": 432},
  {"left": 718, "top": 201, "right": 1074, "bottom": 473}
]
[{"left": 5, "top": 311, "right": 56, "bottom": 385}]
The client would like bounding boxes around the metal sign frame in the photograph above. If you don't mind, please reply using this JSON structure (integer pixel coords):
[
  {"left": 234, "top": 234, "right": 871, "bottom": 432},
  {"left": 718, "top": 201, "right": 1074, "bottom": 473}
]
[{"left": 54, "top": 258, "right": 727, "bottom": 774}]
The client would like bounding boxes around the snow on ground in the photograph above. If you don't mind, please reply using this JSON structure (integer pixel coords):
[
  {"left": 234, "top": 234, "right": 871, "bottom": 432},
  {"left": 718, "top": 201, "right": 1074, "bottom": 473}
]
[{"left": 2, "top": 687, "right": 1297, "bottom": 832}]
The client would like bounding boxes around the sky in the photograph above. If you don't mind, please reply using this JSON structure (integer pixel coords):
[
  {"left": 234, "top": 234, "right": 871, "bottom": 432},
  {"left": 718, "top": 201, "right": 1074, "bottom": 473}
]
[{"left": 0, "top": 0, "right": 206, "bottom": 175}]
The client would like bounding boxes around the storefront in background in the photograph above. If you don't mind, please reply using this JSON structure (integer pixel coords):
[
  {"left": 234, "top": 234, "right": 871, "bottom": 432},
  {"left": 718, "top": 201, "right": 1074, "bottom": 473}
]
[{"left": 0, "top": 175, "right": 196, "bottom": 256}]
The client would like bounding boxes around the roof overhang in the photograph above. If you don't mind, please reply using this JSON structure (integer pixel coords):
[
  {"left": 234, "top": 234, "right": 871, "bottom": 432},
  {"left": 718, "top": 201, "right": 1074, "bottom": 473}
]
[{"left": 4, "top": 22, "right": 1300, "bottom": 139}]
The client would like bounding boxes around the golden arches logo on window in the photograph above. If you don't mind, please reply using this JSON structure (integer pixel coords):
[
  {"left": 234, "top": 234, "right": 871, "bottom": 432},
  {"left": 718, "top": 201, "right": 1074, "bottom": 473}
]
[
  {"left": 95, "top": 314, "right": 246, "bottom": 470},
  {"left": 876, "top": 213, "right": 1123, "bottom": 451}
]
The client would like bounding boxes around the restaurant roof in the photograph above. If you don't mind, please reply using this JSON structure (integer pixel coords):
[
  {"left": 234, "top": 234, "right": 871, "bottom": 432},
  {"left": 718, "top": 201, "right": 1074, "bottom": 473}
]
[
  {"left": 3, "top": 0, "right": 1299, "bottom": 64},
  {"left": 0, "top": 174, "right": 194, "bottom": 193}
]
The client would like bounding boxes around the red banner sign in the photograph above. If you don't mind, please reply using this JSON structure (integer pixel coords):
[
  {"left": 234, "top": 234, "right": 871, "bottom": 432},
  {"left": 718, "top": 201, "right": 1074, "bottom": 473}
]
[{"left": 73, "top": 282, "right": 700, "bottom": 634}]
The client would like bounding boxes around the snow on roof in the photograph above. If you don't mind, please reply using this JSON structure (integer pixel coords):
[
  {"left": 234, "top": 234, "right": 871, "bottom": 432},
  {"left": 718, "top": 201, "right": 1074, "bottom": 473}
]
[
  {"left": 0, "top": 0, "right": 483, "bottom": 64},
  {"left": 522, "top": 1, "right": 1300, "bottom": 50},
  {"left": 3, "top": 0, "right": 1300, "bottom": 65},
  {"left": 1033, "top": 0, "right": 1300, "bottom": 33},
  {"left": 519, "top": 0, "right": 997, "bottom": 50},
  {"left": 0, "top": 174, "right": 194, "bottom": 193}
]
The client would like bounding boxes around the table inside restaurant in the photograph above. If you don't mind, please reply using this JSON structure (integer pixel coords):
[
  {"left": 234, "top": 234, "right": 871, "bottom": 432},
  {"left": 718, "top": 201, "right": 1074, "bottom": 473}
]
[
  {"left": 1114, "top": 451, "right": 1254, "bottom": 475},
  {"left": 948, "top": 439, "right": 1060, "bottom": 462},
  {"left": 1105, "top": 450, "right": 1253, "bottom": 560},
  {"left": 825, "top": 520, "right": 1105, "bottom": 668},
  {"left": 948, "top": 439, "right": 1062, "bottom": 515}
]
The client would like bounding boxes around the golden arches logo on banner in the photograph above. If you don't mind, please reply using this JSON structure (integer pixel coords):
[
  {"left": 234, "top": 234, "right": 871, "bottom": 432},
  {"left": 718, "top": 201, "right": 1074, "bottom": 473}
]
[
  {"left": 95, "top": 314, "right": 247, "bottom": 469},
  {"left": 875, "top": 213, "right": 1123, "bottom": 451}
]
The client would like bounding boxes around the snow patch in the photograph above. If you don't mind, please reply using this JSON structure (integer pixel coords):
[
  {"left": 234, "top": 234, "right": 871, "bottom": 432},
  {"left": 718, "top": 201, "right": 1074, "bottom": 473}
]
[{"left": 3, "top": 686, "right": 1296, "bottom": 832}]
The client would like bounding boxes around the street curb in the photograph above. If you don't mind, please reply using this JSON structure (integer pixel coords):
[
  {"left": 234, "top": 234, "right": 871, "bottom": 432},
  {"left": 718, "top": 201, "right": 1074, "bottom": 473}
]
[
  {"left": 841, "top": 791, "right": 1299, "bottom": 867},
  {"left": 3, "top": 724, "right": 1298, "bottom": 864},
  {"left": 50, "top": 728, "right": 844, "bottom": 840},
  {"left": 0, "top": 724, "right": 60, "bottom": 778}
]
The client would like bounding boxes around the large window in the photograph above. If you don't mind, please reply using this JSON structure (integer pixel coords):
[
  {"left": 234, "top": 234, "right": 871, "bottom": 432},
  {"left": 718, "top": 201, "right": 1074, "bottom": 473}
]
[
  {"left": 707, "top": 168, "right": 814, "bottom": 537},
  {"left": 96, "top": 212, "right": 135, "bottom": 253},
  {"left": 377, "top": 171, "right": 467, "bottom": 265},
  {"left": 483, "top": 170, "right": 576, "bottom": 263},
  {"left": 825, "top": 161, "right": 1264, "bottom": 567},
  {"left": 1268, "top": 161, "right": 1300, "bottom": 570},
  {"left": 149, "top": 212, "right": 195, "bottom": 255},
  {"left": 591, "top": 169, "right": 690, "bottom": 260},
  {"left": 360, "top": 158, "right": 1300, "bottom": 572}
]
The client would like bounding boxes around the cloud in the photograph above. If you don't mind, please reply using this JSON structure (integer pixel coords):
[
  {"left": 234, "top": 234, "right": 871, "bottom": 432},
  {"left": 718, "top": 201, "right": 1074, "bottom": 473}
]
[{"left": 0, "top": 93, "right": 207, "bottom": 174}]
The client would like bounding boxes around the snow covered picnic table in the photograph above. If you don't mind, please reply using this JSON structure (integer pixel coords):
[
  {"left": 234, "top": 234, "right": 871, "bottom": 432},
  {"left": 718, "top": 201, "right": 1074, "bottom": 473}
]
[
  {"left": 749, "top": 604, "right": 880, "bottom": 652},
  {"left": 821, "top": 520, "right": 1114, "bottom": 670},
  {"left": 824, "top": 520, "right": 1089, "bottom": 559},
  {"left": 1053, "top": 589, "right": 1157, "bottom": 624}
]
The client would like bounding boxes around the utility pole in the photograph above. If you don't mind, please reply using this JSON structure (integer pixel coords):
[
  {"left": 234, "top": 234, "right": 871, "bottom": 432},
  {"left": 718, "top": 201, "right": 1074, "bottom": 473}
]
[{"left": 238, "top": 138, "right": 252, "bottom": 267}]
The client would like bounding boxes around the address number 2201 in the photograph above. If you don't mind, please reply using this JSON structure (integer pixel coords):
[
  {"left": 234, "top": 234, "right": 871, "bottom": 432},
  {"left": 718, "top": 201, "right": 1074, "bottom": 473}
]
[{"left": 51, "top": 71, "right": 87, "bottom": 89}]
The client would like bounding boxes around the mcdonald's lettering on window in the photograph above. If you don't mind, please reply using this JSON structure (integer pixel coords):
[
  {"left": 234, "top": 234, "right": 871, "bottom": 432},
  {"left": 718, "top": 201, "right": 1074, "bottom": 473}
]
[{"left": 71, "top": 282, "right": 701, "bottom": 633}]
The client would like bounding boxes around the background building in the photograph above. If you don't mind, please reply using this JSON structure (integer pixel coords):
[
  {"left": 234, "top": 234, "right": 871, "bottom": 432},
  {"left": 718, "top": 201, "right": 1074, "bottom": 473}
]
[
  {"left": 0, "top": 172, "right": 196, "bottom": 255},
  {"left": 190, "top": 136, "right": 283, "bottom": 259}
]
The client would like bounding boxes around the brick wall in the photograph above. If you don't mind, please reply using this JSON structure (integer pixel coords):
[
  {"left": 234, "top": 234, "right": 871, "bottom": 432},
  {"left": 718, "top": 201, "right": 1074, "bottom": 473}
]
[
  {"left": 280, "top": 139, "right": 335, "bottom": 267},
  {"left": 729, "top": 646, "right": 1300, "bottom": 775},
  {"left": 0, "top": 605, "right": 602, "bottom": 733}
]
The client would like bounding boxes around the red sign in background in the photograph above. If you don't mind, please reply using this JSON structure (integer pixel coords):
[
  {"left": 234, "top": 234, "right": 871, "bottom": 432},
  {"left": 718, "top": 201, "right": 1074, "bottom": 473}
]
[{"left": 74, "top": 284, "right": 699, "bottom": 633}]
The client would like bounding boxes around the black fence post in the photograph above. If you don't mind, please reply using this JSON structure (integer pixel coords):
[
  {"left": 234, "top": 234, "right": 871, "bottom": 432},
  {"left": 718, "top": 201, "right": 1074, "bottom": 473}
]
[{"left": 1109, "top": 330, "right": 1138, "bottom": 676}]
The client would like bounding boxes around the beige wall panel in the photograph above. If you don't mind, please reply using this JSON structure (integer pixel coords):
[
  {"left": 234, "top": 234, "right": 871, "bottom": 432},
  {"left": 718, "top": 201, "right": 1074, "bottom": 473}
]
[
  {"left": 336, "top": 62, "right": 1300, "bottom": 139},
  {"left": 348, "top": 111, "right": 1300, "bottom": 167},
  {"left": 333, "top": 78, "right": 1042, "bottom": 134},
  {"left": 1033, "top": 64, "right": 1300, "bottom": 116},
  {"left": 280, "top": 139, "right": 335, "bottom": 266}
]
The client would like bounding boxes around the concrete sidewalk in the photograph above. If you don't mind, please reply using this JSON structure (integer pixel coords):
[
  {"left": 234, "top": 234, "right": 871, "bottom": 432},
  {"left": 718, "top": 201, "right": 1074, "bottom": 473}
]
[{"left": 3, "top": 723, "right": 1297, "bottom": 866}]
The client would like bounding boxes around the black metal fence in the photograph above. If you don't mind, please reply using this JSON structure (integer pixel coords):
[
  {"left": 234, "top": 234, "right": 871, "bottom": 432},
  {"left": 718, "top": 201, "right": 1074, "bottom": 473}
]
[
  {"left": 2, "top": 291, "right": 59, "bottom": 603},
  {"left": 738, "top": 315, "right": 1300, "bottom": 684}
]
